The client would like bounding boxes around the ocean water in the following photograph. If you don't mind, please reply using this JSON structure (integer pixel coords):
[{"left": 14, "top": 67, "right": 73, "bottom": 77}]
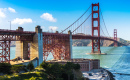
[{"left": 10, "top": 46, "right": 130, "bottom": 80}]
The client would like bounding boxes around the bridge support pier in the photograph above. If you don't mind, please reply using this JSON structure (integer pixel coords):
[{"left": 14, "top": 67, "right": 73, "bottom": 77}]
[
  {"left": 30, "top": 26, "right": 43, "bottom": 65},
  {"left": 63, "top": 30, "right": 72, "bottom": 60},
  {"left": 67, "top": 30, "right": 72, "bottom": 59},
  {"left": 15, "top": 41, "right": 29, "bottom": 60},
  {"left": 15, "top": 27, "right": 29, "bottom": 60}
]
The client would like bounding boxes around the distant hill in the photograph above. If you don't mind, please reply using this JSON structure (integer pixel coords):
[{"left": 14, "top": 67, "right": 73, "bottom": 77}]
[
  {"left": 10, "top": 37, "right": 130, "bottom": 47},
  {"left": 72, "top": 33, "right": 129, "bottom": 46},
  {"left": 11, "top": 41, "right": 16, "bottom": 47},
  {"left": 72, "top": 38, "right": 130, "bottom": 47}
]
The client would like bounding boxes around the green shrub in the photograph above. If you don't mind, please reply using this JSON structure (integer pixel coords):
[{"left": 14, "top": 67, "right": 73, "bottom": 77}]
[
  {"left": 74, "top": 63, "right": 80, "bottom": 70},
  {"left": 56, "top": 78, "right": 63, "bottom": 80},
  {"left": 40, "top": 62, "right": 48, "bottom": 69},
  {"left": 40, "top": 62, "right": 81, "bottom": 80},
  {"left": 27, "top": 62, "right": 34, "bottom": 71},
  {"left": 29, "top": 76, "right": 39, "bottom": 80},
  {"left": 0, "top": 63, "right": 11, "bottom": 74},
  {"left": 11, "top": 64, "right": 26, "bottom": 73}
]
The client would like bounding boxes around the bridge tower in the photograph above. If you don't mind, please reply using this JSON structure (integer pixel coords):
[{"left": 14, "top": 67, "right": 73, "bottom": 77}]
[
  {"left": 114, "top": 29, "right": 117, "bottom": 47},
  {"left": 91, "top": 3, "right": 101, "bottom": 54}
]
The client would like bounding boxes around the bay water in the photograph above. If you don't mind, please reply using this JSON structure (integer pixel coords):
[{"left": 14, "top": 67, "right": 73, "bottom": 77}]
[{"left": 10, "top": 46, "right": 130, "bottom": 80}]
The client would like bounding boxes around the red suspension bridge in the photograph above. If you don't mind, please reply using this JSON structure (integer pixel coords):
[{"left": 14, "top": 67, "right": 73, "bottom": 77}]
[{"left": 0, "top": 3, "right": 123, "bottom": 65}]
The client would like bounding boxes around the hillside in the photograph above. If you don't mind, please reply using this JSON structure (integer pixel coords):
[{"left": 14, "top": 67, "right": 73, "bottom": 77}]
[
  {"left": 11, "top": 41, "right": 16, "bottom": 47},
  {"left": 72, "top": 38, "right": 130, "bottom": 47},
  {"left": 10, "top": 38, "right": 130, "bottom": 47}
]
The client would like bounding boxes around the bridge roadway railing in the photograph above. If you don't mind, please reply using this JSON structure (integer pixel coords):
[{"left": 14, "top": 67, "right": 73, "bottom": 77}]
[
  {"left": 72, "top": 34, "right": 116, "bottom": 41},
  {"left": 72, "top": 34, "right": 126, "bottom": 45},
  {"left": 0, "top": 29, "right": 35, "bottom": 41}
]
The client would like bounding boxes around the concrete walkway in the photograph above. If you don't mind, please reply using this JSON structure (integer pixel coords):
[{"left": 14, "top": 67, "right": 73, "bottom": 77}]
[
  {"left": 82, "top": 69, "right": 110, "bottom": 80},
  {"left": 10, "top": 60, "right": 30, "bottom": 65}
]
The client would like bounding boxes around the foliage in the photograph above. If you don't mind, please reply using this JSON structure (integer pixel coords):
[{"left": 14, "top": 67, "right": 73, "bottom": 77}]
[
  {"left": 47, "top": 63, "right": 63, "bottom": 79},
  {"left": 27, "top": 62, "right": 34, "bottom": 71},
  {"left": 29, "top": 76, "right": 44, "bottom": 80},
  {"left": 0, "top": 62, "right": 81, "bottom": 80},
  {"left": 11, "top": 64, "right": 27, "bottom": 73},
  {"left": 73, "top": 63, "right": 80, "bottom": 70},
  {"left": 0, "top": 72, "right": 48, "bottom": 80},
  {"left": 63, "top": 62, "right": 75, "bottom": 80},
  {"left": 55, "top": 78, "right": 64, "bottom": 80},
  {"left": 40, "top": 62, "right": 81, "bottom": 80},
  {"left": 0, "top": 63, "right": 11, "bottom": 74},
  {"left": 40, "top": 61, "right": 49, "bottom": 69}
]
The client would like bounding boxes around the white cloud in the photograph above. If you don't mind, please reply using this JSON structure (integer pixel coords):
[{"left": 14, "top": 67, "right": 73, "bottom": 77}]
[
  {"left": 0, "top": 7, "right": 16, "bottom": 18},
  {"left": 0, "top": 8, "right": 7, "bottom": 18},
  {"left": 40, "top": 13, "right": 57, "bottom": 22},
  {"left": 8, "top": 7, "right": 16, "bottom": 13},
  {"left": 49, "top": 26, "right": 58, "bottom": 31},
  {"left": 12, "top": 18, "right": 32, "bottom": 25},
  {"left": 0, "top": 10, "right": 6, "bottom": 18}
]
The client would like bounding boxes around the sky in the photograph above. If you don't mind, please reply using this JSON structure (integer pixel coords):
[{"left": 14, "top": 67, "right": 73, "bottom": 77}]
[{"left": 0, "top": 0, "right": 130, "bottom": 40}]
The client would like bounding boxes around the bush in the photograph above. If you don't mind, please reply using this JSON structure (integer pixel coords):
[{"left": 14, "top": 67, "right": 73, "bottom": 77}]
[
  {"left": 29, "top": 76, "right": 42, "bottom": 80},
  {"left": 40, "top": 62, "right": 48, "bottom": 69},
  {"left": 74, "top": 63, "right": 80, "bottom": 70},
  {"left": 40, "top": 62, "right": 81, "bottom": 80},
  {"left": 11, "top": 64, "right": 27, "bottom": 73},
  {"left": 27, "top": 62, "right": 34, "bottom": 71},
  {"left": 56, "top": 78, "right": 63, "bottom": 80},
  {"left": 0, "top": 63, "right": 11, "bottom": 74}
]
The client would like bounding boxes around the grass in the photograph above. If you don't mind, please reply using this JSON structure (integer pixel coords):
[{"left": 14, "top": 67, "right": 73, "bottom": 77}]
[{"left": 0, "top": 68, "right": 48, "bottom": 80}]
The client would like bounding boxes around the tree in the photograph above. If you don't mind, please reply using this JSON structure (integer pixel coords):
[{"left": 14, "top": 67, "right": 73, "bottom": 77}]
[
  {"left": 63, "top": 62, "right": 74, "bottom": 80},
  {"left": 11, "top": 64, "right": 26, "bottom": 73},
  {"left": 0, "top": 63, "right": 11, "bottom": 74},
  {"left": 74, "top": 63, "right": 80, "bottom": 70},
  {"left": 40, "top": 61, "right": 49, "bottom": 69},
  {"left": 45, "top": 63, "right": 63, "bottom": 79},
  {"left": 27, "top": 62, "right": 34, "bottom": 71}
]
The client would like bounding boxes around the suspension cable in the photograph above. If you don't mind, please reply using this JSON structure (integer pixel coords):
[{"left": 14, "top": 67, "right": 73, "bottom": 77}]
[
  {"left": 100, "top": 25, "right": 106, "bottom": 37},
  {"left": 100, "top": 8, "right": 110, "bottom": 37},
  {"left": 72, "top": 13, "right": 92, "bottom": 33},
  {"left": 61, "top": 4, "right": 92, "bottom": 33}
]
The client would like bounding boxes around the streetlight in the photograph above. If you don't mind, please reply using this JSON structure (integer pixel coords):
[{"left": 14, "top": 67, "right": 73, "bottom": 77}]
[{"left": 8, "top": 21, "right": 11, "bottom": 30}]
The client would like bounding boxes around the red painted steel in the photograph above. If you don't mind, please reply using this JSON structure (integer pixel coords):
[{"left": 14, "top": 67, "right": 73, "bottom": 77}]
[
  {"left": 91, "top": 3, "right": 101, "bottom": 53},
  {"left": 0, "top": 29, "right": 121, "bottom": 63},
  {"left": 0, "top": 30, "right": 34, "bottom": 63},
  {"left": 43, "top": 33, "right": 70, "bottom": 61},
  {"left": 114, "top": 29, "right": 117, "bottom": 47},
  {"left": 0, "top": 41, "right": 10, "bottom": 63}
]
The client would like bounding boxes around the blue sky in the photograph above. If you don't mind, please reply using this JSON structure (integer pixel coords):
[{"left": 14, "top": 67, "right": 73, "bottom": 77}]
[{"left": 0, "top": 0, "right": 130, "bottom": 40}]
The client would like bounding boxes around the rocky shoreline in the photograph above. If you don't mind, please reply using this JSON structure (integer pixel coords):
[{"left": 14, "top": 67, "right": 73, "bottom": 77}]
[
  {"left": 105, "top": 69, "right": 115, "bottom": 80},
  {"left": 82, "top": 68, "right": 115, "bottom": 80}
]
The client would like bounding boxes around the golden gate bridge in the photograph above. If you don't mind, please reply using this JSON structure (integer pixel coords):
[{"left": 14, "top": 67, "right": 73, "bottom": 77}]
[{"left": 0, "top": 3, "right": 123, "bottom": 65}]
